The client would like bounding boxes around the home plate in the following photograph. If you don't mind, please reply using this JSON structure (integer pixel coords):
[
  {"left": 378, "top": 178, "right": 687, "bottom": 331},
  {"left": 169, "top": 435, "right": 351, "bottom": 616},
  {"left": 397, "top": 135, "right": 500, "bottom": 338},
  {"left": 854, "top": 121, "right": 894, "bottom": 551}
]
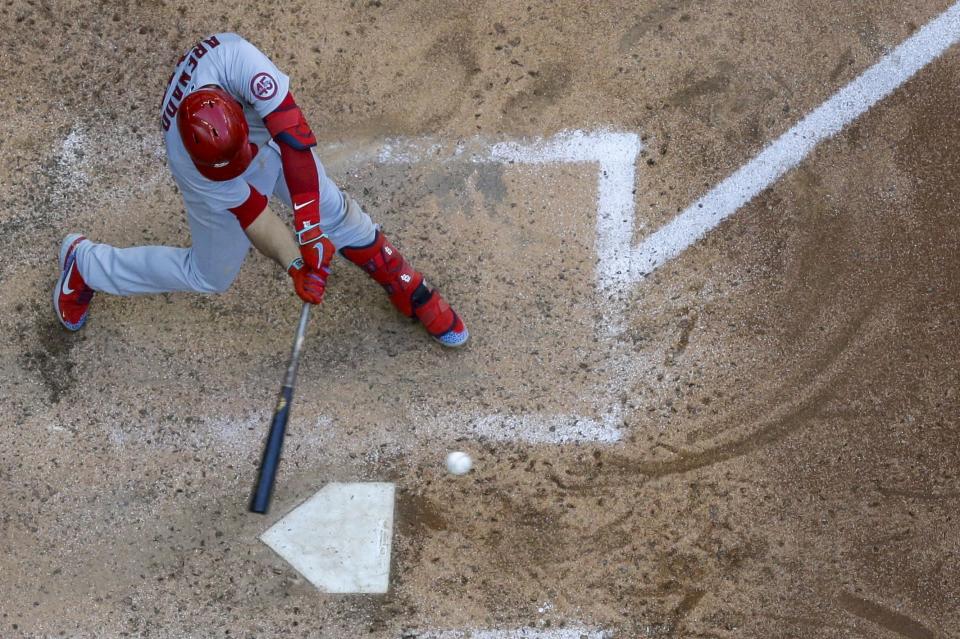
[{"left": 260, "top": 482, "right": 395, "bottom": 593}]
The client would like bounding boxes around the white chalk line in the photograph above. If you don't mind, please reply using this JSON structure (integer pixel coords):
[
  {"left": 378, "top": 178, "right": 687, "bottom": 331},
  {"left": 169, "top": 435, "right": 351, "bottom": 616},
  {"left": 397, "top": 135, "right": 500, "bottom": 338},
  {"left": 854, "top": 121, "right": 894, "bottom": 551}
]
[
  {"left": 632, "top": 1, "right": 960, "bottom": 276},
  {"left": 378, "top": 130, "right": 642, "bottom": 297},
  {"left": 57, "top": 123, "right": 167, "bottom": 203},
  {"left": 409, "top": 627, "right": 612, "bottom": 639},
  {"left": 430, "top": 403, "right": 624, "bottom": 445},
  {"left": 377, "top": 131, "right": 639, "bottom": 443}
]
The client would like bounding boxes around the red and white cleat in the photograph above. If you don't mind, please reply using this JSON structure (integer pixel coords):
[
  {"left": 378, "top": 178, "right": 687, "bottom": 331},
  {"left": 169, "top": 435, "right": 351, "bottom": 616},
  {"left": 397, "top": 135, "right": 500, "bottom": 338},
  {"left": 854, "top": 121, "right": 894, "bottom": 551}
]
[
  {"left": 414, "top": 288, "right": 469, "bottom": 348},
  {"left": 52, "top": 234, "right": 95, "bottom": 331}
]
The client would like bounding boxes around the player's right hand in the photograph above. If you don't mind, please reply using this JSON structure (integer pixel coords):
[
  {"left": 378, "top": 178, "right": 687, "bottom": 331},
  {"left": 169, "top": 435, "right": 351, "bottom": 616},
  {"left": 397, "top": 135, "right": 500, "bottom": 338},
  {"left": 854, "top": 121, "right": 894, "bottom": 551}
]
[{"left": 287, "top": 257, "right": 329, "bottom": 304}]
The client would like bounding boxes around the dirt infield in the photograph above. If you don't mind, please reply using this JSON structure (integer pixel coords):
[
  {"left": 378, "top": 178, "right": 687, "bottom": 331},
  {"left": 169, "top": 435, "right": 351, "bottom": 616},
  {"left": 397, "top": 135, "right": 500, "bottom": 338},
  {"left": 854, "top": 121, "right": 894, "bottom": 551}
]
[{"left": 2, "top": 1, "right": 959, "bottom": 637}]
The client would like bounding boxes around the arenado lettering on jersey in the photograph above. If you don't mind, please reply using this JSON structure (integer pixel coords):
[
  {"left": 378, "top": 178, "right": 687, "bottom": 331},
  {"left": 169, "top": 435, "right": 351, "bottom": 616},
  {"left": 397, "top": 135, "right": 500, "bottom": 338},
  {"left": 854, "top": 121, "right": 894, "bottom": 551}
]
[{"left": 160, "top": 36, "right": 222, "bottom": 131}]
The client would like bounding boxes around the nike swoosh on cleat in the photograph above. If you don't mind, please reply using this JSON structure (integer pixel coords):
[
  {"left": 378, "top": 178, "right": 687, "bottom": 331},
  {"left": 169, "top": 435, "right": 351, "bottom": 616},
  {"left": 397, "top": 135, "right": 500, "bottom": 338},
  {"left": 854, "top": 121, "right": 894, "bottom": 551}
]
[
  {"left": 293, "top": 199, "right": 316, "bottom": 211},
  {"left": 61, "top": 261, "right": 76, "bottom": 295}
]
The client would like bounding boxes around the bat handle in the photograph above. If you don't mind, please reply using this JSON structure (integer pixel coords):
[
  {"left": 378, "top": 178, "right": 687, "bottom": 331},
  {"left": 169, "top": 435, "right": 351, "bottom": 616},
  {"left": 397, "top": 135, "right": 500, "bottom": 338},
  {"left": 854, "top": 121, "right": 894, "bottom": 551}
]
[{"left": 283, "top": 303, "right": 312, "bottom": 387}]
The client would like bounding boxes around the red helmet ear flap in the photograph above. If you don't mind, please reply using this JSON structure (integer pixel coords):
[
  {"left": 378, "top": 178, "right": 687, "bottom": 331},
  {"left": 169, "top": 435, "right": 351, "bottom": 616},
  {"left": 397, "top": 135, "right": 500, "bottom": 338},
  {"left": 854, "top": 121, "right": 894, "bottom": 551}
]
[{"left": 177, "top": 88, "right": 256, "bottom": 181}]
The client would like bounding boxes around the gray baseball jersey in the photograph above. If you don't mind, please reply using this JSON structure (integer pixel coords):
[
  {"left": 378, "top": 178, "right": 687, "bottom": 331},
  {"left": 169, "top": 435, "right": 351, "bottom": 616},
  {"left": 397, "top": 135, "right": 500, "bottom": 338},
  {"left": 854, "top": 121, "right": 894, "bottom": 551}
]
[{"left": 73, "top": 33, "right": 375, "bottom": 297}]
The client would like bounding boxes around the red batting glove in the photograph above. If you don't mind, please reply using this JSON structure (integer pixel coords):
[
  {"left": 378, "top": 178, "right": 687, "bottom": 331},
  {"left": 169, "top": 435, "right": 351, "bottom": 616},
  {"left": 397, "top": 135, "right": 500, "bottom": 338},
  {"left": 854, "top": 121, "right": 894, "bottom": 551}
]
[
  {"left": 287, "top": 257, "right": 329, "bottom": 304},
  {"left": 292, "top": 193, "right": 336, "bottom": 273}
]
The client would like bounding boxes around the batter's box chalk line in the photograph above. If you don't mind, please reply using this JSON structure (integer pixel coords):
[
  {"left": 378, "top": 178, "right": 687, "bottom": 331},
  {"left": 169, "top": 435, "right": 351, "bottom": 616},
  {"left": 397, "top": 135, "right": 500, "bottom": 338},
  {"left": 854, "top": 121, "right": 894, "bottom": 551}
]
[
  {"left": 375, "top": 130, "right": 641, "bottom": 442},
  {"left": 403, "top": 627, "right": 613, "bottom": 639},
  {"left": 371, "top": 0, "right": 960, "bottom": 447},
  {"left": 377, "top": 129, "right": 642, "bottom": 307},
  {"left": 421, "top": 403, "right": 624, "bottom": 445}
]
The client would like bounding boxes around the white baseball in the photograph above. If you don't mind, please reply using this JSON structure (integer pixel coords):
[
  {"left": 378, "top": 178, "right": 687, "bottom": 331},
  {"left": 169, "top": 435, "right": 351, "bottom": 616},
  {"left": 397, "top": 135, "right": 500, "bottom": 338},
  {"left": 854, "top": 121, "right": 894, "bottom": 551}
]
[{"left": 445, "top": 451, "right": 473, "bottom": 475}]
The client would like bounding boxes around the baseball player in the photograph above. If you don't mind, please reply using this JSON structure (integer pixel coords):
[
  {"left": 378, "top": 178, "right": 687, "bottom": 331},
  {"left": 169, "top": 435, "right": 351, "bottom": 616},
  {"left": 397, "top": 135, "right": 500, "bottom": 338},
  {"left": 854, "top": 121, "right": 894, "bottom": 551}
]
[{"left": 53, "top": 33, "right": 468, "bottom": 347}]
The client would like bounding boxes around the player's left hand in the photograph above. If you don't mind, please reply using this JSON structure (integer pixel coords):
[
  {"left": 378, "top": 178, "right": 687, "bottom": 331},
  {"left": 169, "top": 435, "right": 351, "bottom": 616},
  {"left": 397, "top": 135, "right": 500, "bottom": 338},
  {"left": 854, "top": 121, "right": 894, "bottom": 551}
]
[
  {"left": 292, "top": 194, "right": 335, "bottom": 273},
  {"left": 288, "top": 257, "right": 329, "bottom": 304},
  {"left": 299, "top": 233, "right": 335, "bottom": 275}
]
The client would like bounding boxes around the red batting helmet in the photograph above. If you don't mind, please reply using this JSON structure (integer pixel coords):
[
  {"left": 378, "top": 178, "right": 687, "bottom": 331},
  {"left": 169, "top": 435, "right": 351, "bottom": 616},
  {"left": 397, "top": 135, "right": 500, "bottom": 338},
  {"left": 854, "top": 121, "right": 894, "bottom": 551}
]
[{"left": 177, "top": 87, "right": 256, "bottom": 181}]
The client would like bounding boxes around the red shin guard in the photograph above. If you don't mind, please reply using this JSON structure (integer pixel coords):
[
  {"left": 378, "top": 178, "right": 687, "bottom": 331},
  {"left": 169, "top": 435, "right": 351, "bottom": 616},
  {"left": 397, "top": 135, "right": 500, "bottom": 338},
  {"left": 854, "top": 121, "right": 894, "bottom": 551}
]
[
  {"left": 341, "top": 231, "right": 423, "bottom": 317},
  {"left": 341, "top": 231, "right": 461, "bottom": 338}
]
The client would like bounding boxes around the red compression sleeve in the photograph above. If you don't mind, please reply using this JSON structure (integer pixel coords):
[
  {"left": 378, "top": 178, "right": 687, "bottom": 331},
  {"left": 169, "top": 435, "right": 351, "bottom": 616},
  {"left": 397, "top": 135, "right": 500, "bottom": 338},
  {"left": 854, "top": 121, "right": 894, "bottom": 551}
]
[
  {"left": 278, "top": 141, "right": 320, "bottom": 212},
  {"left": 265, "top": 92, "right": 322, "bottom": 229},
  {"left": 228, "top": 185, "right": 268, "bottom": 229}
]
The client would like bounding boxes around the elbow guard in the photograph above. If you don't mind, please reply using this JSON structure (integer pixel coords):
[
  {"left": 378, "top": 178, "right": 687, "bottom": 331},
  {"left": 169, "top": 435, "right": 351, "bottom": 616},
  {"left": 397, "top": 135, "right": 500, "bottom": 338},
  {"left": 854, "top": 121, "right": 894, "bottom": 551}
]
[{"left": 264, "top": 92, "right": 317, "bottom": 151}]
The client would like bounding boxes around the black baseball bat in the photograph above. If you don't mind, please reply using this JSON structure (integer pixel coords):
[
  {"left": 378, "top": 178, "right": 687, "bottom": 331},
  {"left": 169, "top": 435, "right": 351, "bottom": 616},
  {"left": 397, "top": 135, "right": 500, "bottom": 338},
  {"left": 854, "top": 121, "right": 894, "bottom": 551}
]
[{"left": 249, "top": 302, "right": 312, "bottom": 514}]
